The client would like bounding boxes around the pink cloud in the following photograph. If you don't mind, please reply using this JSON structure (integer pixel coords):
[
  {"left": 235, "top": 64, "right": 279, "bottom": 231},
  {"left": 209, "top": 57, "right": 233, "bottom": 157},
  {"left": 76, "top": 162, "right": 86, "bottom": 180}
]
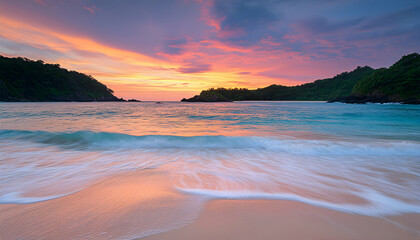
[
  {"left": 83, "top": 5, "right": 98, "bottom": 14},
  {"left": 33, "top": 0, "right": 46, "bottom": 6}
]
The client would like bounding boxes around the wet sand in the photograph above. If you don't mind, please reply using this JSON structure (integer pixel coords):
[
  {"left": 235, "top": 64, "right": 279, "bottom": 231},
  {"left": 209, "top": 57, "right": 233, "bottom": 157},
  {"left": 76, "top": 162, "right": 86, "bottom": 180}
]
[
  {"left": 143, "top": 200, "right": 420, "bottom": 240},
  {"left": 0, "top": 170, "right": 205, "bottom": 240},
  {"left": 1, "top": 170, "right": 419, "bottom": 240}
]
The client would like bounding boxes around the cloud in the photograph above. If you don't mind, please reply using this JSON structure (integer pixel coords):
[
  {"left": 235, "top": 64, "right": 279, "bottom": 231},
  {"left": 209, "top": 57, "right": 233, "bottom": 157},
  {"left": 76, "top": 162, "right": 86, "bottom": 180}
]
[
  {"left": 83, "top": 5, "right": 97, "bottom": 14},
  {"left": 213, "top": 0, "right": 278, "bottom": 31},
  {"left": 177, "top": 63, "right": 212, "bottom": 73},
  {"left": 258, "top": 70, "right": 320, "bottom": 83},
  {"left": 162, "top": 37, "right": 189, "bottom": 55},
  {"left": 33, "top": 0, "right": 46, "bottom": 5},
  {"left": 296, "top": 17, "right": 363, "bottom": 34},
  {"left": 209, "top": 0, "right": 282, "bottom": 45},
  {"left": 359, "top": 5, "right": 420, "bottom": 30},
  {"left": 1, "top": 0, "right": 420, "bottom": 100}
]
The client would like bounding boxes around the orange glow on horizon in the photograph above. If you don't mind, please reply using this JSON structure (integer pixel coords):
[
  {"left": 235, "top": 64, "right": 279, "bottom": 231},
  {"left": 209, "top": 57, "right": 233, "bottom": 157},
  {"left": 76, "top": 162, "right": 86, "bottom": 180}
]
[
  {"left": 0, "top": 14, "right": 337, "bottom": 101},
  {"left": 0, "top": 0, "right": 413, "bottom": 100}
]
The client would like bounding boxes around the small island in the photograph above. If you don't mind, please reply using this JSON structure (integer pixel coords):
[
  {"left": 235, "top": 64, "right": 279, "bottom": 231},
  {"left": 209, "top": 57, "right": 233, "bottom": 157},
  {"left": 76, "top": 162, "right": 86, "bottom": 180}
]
[
  {"left": 181, "top": 53, "right": 420, "bottom": 104},
  {"left": 0, "top": 55, "right": 126, "bottom": 102}
]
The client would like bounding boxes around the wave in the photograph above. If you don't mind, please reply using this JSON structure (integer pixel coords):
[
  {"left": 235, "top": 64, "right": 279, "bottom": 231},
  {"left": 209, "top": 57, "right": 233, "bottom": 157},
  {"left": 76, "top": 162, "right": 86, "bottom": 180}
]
[
  {"left": 177, "top": 188, "right": 420, "bottom": 217},
  {"left": 1, "top": 129, "right": 419, "bottom": 156},
  {"left": 1, "top": 129, "right": 419, "bottom": 217},
  {"left": 0, "top": 191, "right": 73, "bottom": 204}
]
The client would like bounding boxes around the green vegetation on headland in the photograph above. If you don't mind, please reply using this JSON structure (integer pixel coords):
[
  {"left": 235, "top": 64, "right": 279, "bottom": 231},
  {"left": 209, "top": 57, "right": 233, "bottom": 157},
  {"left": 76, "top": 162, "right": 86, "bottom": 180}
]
[
  {"left": 335, "top": 53, "right": 420, "bottom": 104},
  {"left": 181, "top": 53, "right": 420, "bottom": 104},
  {"left": 0, "top": 55, "right": 129, "bottom": 102}
]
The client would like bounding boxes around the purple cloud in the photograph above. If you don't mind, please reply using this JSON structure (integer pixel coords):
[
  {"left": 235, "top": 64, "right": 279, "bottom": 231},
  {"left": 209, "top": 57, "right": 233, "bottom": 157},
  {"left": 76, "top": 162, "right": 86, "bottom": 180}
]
[{"left": 177, "top": 63, "right": 212, "bottom": 73}]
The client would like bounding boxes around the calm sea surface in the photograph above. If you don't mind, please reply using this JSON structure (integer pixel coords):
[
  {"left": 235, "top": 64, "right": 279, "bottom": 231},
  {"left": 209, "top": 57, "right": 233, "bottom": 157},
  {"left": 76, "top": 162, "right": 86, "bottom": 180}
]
[{"left": 1, "top": 101, "right": 419, "bottom": 238}]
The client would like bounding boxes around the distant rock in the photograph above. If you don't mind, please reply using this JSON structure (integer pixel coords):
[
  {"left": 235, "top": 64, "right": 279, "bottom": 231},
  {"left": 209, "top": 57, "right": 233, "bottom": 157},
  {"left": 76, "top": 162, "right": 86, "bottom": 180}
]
[{"left": 127, "top": 99, "right": 141, "bottom": 102}]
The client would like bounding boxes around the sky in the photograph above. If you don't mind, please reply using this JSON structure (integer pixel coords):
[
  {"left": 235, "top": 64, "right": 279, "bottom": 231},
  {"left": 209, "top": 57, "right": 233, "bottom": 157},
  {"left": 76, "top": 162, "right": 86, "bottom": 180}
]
[{"left": 0, "top": 0, "right": 419, "bottom": 100}]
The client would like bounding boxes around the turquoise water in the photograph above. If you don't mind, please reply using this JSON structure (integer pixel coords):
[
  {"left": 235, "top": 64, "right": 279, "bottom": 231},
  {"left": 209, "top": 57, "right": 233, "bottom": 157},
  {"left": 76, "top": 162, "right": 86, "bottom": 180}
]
[
  {"left": 0, "top": 101, "right": 419, "bottom": 237},
  {"left": 1, "top": 101, "right": 419, "bottom": 140}
]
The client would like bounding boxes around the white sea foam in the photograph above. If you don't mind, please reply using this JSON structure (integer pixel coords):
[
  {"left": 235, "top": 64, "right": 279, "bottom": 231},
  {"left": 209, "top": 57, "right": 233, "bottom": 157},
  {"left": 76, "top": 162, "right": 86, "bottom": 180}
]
[
  {"left": 1, "top": 130, "right": 419, "bottom": 218},
  {"left": 1, "top": 101, "right": 419, "bottom": 240},
  {"left": 0, "top": 191, "right": 72, "bottom": 204},
  {"left": 1, "top": 130, "right": 419, "bottom": 156},
  {"left": 177, "top": 188, "right": 420, "bottom": 216}
]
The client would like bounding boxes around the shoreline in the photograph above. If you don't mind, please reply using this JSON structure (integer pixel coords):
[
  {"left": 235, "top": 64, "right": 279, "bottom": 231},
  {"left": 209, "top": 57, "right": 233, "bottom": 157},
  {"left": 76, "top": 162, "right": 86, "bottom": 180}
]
[
  {"left": 0, "top": 171, "right": 206, "bottom": 240},
  {"left": 1, "top": 170, "right": 418, "bottom": 240}
]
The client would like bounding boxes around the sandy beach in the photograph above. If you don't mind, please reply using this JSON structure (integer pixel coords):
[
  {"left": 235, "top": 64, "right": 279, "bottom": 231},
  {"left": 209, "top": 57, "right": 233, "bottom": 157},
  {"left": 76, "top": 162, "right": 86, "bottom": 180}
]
[
  {"left": 143, "top": 199, "right": 420, "bottom": 240},
  {"left": 1, "top": 170, "right": 419, "bottom": 240},
  {"left": 1, "top": 0, "right": 420, "bottom": 238},
  {"left": 0, "top": 170, "right": 204, "bottom": 240}
]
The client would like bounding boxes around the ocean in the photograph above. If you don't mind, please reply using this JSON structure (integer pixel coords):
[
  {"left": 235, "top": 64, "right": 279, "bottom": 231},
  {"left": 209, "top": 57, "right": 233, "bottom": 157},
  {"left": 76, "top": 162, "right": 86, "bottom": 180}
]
[{"left": 0, "top": 101, "right": 419, "bottom": 239}]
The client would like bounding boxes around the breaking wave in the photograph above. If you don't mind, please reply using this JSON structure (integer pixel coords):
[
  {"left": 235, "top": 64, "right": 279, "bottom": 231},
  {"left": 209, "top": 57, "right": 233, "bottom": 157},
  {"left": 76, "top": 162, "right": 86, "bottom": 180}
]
[
  {"left": 1, "top": 130, "right": 419, "bottom": 156},
  {"left": 1, "top": 129, "right": 419, "bottom": 216}
]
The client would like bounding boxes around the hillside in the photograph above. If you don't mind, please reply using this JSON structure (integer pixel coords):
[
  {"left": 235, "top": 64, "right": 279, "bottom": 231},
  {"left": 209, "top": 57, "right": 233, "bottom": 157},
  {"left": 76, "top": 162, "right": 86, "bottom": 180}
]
[
  {"left": 182, "top": 53, "right": 419, "bottom": 104},
  {"left": 182, "top": 66, "right": 375, "bottom": 102},
  {"left": 332, "top": 53, "right": 420, "bottom": 104},
  {"left": 0, "top": 55, "right": 123, "bottom": 102}
]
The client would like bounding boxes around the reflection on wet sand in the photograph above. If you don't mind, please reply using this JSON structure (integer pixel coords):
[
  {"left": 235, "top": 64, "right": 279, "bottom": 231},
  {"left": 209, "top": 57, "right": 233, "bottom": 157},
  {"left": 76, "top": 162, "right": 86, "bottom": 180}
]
[
  {"left": 0, "top": 170, "right": 205, "bottom": 240},
  {"left": 143, "top": 200, "right": 420, "bottom": 240}
]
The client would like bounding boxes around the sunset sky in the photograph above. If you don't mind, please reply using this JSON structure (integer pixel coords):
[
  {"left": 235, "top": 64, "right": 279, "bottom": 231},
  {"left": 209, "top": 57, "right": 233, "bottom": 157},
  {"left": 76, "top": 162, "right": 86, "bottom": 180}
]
[{"left": 0, "top": 0, "right": 419, "bottom": 100}]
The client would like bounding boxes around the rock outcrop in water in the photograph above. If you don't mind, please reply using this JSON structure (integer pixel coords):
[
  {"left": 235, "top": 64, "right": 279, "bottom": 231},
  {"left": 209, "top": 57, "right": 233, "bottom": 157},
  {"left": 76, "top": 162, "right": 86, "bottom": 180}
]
[
  {"left": 182, "top": 53, "right": 420, "bottom": 104},
  {"left": 0, "top": 55, "right": 125, "bottom": 102}
]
